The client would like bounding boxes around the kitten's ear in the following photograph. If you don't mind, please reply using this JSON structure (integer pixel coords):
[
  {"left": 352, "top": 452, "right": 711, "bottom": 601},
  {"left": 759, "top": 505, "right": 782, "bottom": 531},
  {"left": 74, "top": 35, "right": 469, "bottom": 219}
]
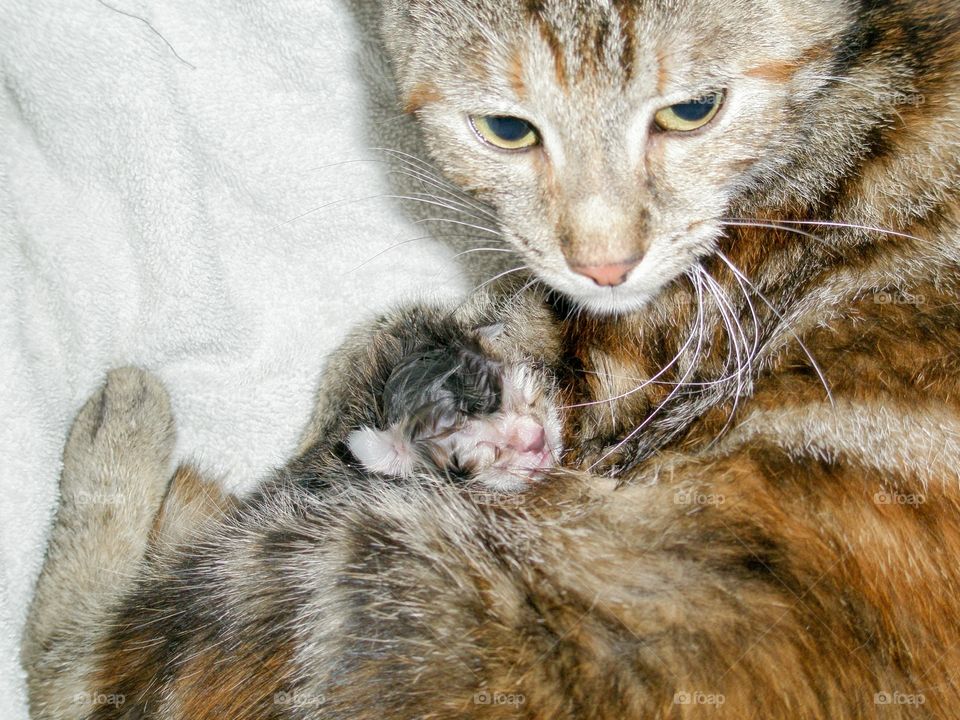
[
  {"left": 474, "top": 322, "right": 505, "bottom": 340},
  {"left": 473, "top": 322, "right": 506, "bottom": 355},
  {"left": 347, "top": 426, "right": 416, "bottom": 478}
]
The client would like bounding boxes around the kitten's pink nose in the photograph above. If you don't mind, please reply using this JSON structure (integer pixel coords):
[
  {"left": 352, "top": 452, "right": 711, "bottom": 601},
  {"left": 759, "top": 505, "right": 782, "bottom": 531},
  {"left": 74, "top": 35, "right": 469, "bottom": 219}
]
[
  {"left": 508, "top": 423, "right": 546, "bottom": 454},
  {"left": 571, "top": 260, "right": 639, "bottom": 287}
]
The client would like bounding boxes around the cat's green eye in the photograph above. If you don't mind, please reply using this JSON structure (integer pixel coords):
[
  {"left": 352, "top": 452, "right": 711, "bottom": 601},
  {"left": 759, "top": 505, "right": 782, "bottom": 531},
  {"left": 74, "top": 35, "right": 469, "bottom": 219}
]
[
  {"left": 654, "top": 92, "right": 724, "bottom": 132},
  {"left": 470, "top": 115, "right": 540, "bottom": 150}
]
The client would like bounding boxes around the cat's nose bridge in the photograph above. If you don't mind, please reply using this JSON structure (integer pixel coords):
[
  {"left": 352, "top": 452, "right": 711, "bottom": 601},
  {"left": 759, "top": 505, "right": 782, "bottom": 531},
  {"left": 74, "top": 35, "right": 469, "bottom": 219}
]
[
  {"left": 560, "top": 193, "right": 649, "bottom": 281},
  {"left": 571, "top": 195, "right": 626, "bottom": 235}
]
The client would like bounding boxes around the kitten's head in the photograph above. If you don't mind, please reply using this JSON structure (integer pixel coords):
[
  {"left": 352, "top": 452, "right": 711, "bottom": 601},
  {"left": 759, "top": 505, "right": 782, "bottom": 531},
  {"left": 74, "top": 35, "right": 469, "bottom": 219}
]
[
  {"left": 381, "top": 0, "right": 857, "bottom": 313},
  {"left": 347, "top": 335, "right": 562, "bottom": 491}
]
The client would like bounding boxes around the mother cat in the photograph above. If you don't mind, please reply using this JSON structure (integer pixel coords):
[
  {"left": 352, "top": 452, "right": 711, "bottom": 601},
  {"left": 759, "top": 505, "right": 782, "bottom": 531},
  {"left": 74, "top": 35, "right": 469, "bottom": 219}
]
[{"left": 23, "top": 0, "right": 960, "bottom": 718}]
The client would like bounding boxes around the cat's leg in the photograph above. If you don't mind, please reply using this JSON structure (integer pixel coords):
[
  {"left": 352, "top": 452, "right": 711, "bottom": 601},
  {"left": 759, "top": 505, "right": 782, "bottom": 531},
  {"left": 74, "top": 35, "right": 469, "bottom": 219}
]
[{"left": 22, "top": 367, "right": 176, "bottom": 720}]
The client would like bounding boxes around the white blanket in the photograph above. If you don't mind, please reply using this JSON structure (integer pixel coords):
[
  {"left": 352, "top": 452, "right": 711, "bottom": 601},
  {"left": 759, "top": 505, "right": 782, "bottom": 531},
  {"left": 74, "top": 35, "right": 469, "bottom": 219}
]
[{"left": 0, "top": 2, "right": 486, "bottom": 716}]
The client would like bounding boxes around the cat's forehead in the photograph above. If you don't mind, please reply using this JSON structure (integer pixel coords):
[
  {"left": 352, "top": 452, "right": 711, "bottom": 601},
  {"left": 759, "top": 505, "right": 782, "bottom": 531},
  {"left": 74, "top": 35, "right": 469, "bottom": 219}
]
[
  {"left": 395, "top": 0, "right": 843, "bottom": 98},
  {"left": 388, "top": 0, "right": 844, "bottom": 125}
]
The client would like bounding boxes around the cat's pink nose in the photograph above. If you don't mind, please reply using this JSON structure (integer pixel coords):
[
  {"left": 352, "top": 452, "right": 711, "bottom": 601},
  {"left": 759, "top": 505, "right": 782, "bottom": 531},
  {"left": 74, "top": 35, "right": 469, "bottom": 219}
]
[
  {"left": 509, "top": 424, "right": 546, "bottom": 454},
  {"left": 571, "top": 260, "right": 639, "bottom": 287}
]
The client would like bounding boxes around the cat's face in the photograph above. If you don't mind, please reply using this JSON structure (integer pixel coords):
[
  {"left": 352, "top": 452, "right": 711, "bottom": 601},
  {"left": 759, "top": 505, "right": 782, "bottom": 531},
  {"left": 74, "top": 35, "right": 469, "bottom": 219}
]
[{"left": 383, "top": 0, "right": 852, "bottom": 314}]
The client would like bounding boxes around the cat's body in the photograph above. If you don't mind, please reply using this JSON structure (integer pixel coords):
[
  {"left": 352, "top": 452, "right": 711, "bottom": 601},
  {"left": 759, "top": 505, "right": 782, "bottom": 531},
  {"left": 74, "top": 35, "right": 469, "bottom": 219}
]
[{"left": 22, "top": 0, "right": 960, "bottom": 718}]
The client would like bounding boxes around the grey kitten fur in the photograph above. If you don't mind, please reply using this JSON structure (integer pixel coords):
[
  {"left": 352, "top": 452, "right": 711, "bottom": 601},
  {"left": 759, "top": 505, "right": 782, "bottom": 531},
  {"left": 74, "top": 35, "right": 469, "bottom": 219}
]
[{"left": 381, "top": 339, "right": 503, "bottom": 428}]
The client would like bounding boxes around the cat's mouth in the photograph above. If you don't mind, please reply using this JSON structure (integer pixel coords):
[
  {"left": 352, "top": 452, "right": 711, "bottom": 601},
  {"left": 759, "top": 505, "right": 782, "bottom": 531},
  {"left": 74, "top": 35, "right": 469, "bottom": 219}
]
[
  {"left": 513, "top": 221, "right": 717, "bottom": 316},
  {"left": 530, "top": 259, "right": 673, "bottom": 316}
]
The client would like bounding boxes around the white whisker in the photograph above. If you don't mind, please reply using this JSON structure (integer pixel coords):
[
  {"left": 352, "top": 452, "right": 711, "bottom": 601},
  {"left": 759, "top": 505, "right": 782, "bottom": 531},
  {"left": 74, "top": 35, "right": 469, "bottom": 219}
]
[
  {"left": 586, "top": 272, "right": 708, "bottom": 470},
  {"left": 697, "top": 265, "right": 755, "bottom": 440},
  {"left": 414, "top": 215, "right": 504, "bottom": 237},
  {"left": 699, "top": 268, "right": 745, "bottom": 378},
  {"left": 347, "top": 236, "right": 432, "bottom": 273},
  {"left": 383, "top": 194, "right": 501, "bottom": 230},
  {"left": 387, "top": 170, "right": 498, "bottom": 222},
  {"left": 450, "top": 247, "right": 516, "bottom": 260},
  {"left": 471, "top": 265, "right": 531, "bottom": 294},
  {"left": 297, "top": 156, "right": 395, "bottom": 175},
  {"left": 350, "top": 233, "right": 506, "bottom": 273},
  {"left": 507, "top": 277, "right": 543, "bottom": 305},
  {"left": 561, "top": 310, "right": 700, "bottom": 411},
  {"left": 392, "top": 184, "right": 499, "bottom": 224},
  {"left": 268, "top": 192, "right": 409, "bottom": 232},
  {"left": 715, "top": 251, "right": 833, "bottom": 403},
  {"left": 741, "top": 218, "right": 923, "bottom": 242},
  {"left": 719, "top": 219, "right": 836, "bottom": 253},
  {"left": 374, "top": 147, "right": 499, "bottom": 220}
]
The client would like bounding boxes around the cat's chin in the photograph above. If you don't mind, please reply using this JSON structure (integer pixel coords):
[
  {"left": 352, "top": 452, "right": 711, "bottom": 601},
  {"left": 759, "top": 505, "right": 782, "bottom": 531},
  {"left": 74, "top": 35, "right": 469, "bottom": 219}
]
[
  {"left": 537, "top": 273, "right": 659, "bottom": 316},
  {"left": 563, "top": 289, "right": 656, "bottom": 316},
  {"left": 528, "top": 244, "right": 707, "bottom": 317}
]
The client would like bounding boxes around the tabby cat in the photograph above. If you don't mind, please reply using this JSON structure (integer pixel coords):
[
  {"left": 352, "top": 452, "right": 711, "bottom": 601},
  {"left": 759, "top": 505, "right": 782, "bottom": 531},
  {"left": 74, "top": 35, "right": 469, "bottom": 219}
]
[{"left": 23, "top": 0, "right": 960, "bottom": 718}]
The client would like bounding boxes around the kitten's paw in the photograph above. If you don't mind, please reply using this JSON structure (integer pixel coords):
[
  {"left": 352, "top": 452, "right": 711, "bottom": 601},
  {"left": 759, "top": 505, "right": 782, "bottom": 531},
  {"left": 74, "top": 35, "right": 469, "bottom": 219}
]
[{"left": 61, "top": 367, "right": 176, "bottom": 512}]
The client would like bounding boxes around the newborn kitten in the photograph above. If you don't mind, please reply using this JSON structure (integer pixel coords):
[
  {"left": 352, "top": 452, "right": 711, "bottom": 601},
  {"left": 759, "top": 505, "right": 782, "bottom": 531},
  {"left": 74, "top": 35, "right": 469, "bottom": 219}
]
[{"left": 347, "top": 336, "right": 561, "bottom": 491}]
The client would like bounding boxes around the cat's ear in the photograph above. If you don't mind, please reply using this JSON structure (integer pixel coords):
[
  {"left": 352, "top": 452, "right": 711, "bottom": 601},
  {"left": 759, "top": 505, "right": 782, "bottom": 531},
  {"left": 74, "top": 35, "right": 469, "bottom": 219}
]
[{"left": 347, "top": 426, "right": 416, "bottom": 477}]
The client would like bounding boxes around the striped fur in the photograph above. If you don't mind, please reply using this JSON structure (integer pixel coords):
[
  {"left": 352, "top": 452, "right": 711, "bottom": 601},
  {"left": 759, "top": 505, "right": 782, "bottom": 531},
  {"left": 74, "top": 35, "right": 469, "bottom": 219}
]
[{"left": 23, "top": 0, "right": 960, "bottom": 718}]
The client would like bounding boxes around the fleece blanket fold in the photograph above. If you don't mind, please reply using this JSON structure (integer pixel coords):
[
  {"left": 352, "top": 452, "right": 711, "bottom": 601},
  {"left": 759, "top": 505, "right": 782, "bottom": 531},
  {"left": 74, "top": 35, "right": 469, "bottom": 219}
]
[{"left": 0, "top": 2, "right": 483, "bottom": 717}]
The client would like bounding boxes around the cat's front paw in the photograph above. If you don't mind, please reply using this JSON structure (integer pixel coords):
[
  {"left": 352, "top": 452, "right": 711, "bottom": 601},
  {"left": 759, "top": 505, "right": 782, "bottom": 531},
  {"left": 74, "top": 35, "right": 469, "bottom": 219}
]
[{"left": 61, "top": 366, "right": 176, "bottom": 516}]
